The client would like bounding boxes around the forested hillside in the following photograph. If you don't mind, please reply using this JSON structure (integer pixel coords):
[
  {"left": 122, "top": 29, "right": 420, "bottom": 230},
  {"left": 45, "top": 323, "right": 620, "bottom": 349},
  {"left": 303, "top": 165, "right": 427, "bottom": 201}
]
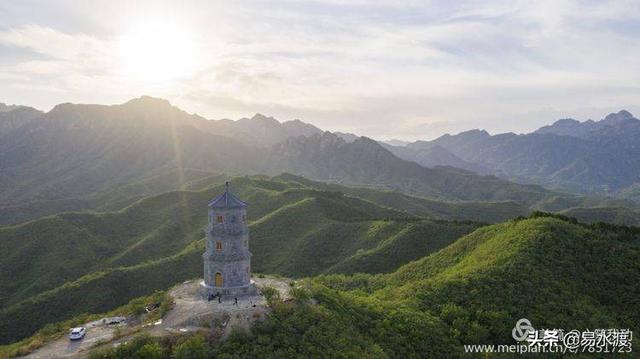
[
  {"left": 90, "top": 213, "right": 640, "bottom": 357},
  {"left": 0, "top": 176, "right": 482, "bottom": 344}
]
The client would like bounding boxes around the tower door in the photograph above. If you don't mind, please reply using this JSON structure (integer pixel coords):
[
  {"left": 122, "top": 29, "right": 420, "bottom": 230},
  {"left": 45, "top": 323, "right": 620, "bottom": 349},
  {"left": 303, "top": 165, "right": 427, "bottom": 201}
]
[{"left": 215, "top": 272, "right": 223, "bottom": 287}]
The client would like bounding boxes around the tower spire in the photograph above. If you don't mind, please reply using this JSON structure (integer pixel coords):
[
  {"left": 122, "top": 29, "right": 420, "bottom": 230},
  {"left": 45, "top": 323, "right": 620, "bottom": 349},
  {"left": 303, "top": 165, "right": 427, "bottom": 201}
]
[{"left": 208, "top": 181, "right": 247, "bottom": 208}]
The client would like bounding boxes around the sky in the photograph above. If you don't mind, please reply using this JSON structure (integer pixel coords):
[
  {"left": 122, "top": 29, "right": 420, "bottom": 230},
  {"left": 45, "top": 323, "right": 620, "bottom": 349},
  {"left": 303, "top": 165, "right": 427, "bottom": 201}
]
[{"left": 1, "top": 0, "right": 640, "bottom": 140}]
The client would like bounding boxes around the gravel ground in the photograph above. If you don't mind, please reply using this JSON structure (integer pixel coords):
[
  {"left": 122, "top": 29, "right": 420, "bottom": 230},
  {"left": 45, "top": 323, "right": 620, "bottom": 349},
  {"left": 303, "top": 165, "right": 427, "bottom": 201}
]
[{"left": 152, "top": 277, "right": 291, "bottom": 336}]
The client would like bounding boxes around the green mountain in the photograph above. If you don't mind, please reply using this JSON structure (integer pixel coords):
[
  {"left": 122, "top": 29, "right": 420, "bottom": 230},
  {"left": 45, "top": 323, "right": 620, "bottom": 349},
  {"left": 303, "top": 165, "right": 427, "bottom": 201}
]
[
  {"left": 90, "top": 213, "right": 640, "bottom": 357},
  {"left": 0, "top": 176, "right": 483, "bottom": 344},
  {"left": 237, "top": 214, "right": 639, "bottom": 355},
  {"left": 378, "top": 215, "right": 640, "bottom": 334},
  {"left": 0, "top": 174, "right": 515, "bottom": 309}
]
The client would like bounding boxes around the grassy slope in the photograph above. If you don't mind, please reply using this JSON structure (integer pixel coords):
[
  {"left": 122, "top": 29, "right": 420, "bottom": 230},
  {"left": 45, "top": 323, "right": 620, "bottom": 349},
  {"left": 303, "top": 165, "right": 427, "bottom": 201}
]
[
  {"left": 371, "top": 215, "right": 640, "bottom": 343},
  {"left": 325, "top": 220, "right": 479, "bottom": 275},
  {"left": 0, "top": 176, "right": 316, "bottom": 307},
  {"left": 250, "top": 196, "right": 480, "bottom": 276},
  {"left": 0, "top": 168, "right": 223, "bottom": 225},
  {"left": 0, "top": 173, "right": 508, "bottom": 309},
  {"left": 279, "top": 173, "right": 640, "bottom": 225},
  {"left": 0, "top": 242, "right": 202, "bottom": 345},
  {"left": 274, "top": 173, "right": 530, "bottom": 222},
  {"left": 0, "top": 177, "right": 481, "bottom": 344},
  {"left": 0, "top": 189, "right": 207, "bottom": 307}
]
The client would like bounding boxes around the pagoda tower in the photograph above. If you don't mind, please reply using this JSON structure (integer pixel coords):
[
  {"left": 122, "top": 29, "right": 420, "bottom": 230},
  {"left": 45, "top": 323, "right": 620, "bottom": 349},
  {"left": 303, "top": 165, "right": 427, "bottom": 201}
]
[{"left": 200, "top": 182, "right": 256, "bottom": 297}]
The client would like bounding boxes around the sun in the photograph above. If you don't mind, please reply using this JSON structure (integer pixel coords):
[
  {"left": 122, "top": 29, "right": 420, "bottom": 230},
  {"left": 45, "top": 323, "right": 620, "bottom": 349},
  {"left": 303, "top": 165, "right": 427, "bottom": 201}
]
[{"left": 118, "top": 19, "right": 199, "bottom": 84}]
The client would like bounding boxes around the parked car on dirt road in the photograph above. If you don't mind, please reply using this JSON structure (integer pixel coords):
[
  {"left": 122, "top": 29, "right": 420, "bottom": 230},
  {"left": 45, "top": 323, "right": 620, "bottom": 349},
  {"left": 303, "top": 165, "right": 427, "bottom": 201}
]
[{"left": 69, "top": 327, "right": 86, "bottom": 340}]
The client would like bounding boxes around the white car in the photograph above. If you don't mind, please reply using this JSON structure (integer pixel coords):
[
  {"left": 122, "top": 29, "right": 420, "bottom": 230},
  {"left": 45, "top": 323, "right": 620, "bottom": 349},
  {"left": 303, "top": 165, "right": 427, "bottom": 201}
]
[{"left": 69, "top": 327, "right": 87, "bottom": 340}]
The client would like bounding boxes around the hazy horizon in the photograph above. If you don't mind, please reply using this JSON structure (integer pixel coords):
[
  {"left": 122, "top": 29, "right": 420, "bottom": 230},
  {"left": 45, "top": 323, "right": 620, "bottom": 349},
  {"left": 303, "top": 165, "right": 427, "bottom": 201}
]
[
  {"left": 1, "top": 94, "right": 636, "bottom": 142},
  {"left": 2, "top": 0, "right": 640, "bottom": 140}
]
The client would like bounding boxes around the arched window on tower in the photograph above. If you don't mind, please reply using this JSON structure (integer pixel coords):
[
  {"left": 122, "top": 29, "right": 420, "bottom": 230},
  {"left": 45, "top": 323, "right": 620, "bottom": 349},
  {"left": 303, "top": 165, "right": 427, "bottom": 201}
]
[
  {"left": 216, "top": 215, "right": 224, "bottom": 223},
  {"left": 215, "top": 241, "right": 223, "bottom": 251}
]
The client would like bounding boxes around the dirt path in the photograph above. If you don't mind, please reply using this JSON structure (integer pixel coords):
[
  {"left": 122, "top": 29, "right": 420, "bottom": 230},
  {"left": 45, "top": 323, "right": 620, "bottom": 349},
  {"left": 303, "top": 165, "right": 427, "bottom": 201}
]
[
  {"left": 24, "top": 322, "right": 116, "bottom": 359},
  {"left": 22, "top": 276, "right": 290, "bottom": 358}
]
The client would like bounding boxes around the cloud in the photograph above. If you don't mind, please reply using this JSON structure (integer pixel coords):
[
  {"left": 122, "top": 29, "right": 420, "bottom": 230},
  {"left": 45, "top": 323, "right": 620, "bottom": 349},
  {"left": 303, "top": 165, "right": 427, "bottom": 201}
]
[
  {"left": 0, "top": 25, "right": 124, "bottom": 105},
  {"left": 1, "top": 1, "right": 640, "bottom": 139},
  {"left": 0, "top": 25, "right": 100, "bottom": 60}
]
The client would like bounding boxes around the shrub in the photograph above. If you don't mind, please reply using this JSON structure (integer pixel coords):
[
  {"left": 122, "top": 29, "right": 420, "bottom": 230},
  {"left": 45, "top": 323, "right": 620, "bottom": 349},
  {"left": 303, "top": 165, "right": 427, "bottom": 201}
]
[
  {"left": 288, "top": 286, "right": 310, "bottom": 302},
  {"left": 260, "top": 286, "right": 281, "bottom": 307},
  {"left": 134, "top": 342, "right": 163, "bottom": 359},
  {"left": 173, "top": 335, "right": 209, "bottom": 359}
]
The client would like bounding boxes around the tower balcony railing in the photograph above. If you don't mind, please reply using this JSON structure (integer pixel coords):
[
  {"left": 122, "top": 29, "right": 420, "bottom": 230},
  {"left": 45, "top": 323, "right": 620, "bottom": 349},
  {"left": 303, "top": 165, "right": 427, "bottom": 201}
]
[
  {"left": 203, "top": 248, "right": 252, "bottom": 261},
  {"left": 206, "top": 223, "right": 249, "bottom": 236}
]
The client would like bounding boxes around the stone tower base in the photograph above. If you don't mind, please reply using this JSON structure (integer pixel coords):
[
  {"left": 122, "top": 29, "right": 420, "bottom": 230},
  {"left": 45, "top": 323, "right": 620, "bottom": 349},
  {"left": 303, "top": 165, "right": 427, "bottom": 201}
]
[{"left": 200, "top": 280, "right": 258, "bottom": 298}]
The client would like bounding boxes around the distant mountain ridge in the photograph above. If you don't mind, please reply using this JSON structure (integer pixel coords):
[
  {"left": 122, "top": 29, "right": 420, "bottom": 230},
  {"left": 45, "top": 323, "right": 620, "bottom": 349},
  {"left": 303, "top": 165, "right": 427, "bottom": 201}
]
[
  {"left": 535, "top": 110, "right": 636, "bottom": 138},
  {"left": 0, "top": 103, "right": 31, "bottom": 113},
  {"left": 380, "top": 142, "right": 487, "bottom": 174},
  {"left": 0, "top": 97, "right": 559, "bottom": 207},
  {"left": 0, "top": 96, "right": 636, "bottom": 223},
  {"left": 198, "top": 112, "right": 323, "bottom": 147},
  {"left": 0, "top": 96, "right": 263, "bottom": 205},
  {"left": 386, "top": 110, "right": 640, "bottom": 198},
  {"left": 265, "top": 132, "right": 552, "bottom": 204},
  {"left": 0, "top": 105, "right": 42, "bottom": 135}
]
